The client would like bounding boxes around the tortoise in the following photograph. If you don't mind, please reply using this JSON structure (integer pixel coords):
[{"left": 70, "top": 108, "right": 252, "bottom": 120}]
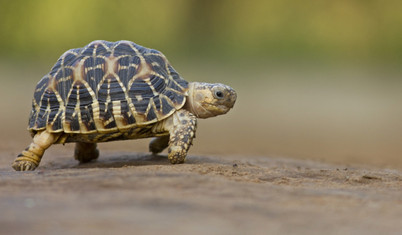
[{"left": 13, "top": 40, "right": 236, "bottom": 171}]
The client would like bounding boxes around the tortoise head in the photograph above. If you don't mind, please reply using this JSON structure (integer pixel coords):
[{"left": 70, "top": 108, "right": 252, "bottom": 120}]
[{"left": 186, "top": 82, "right": 237, "bottom": 118}]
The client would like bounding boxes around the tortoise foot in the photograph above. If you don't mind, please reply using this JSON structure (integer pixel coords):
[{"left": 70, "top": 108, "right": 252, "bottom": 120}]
[
  {"left": 168, "top": 147, "right": 186, "bottom": 164},
  {"left": 74, "top": 149, "right": 99, "bottom": 163},
  {"left": 74, "top": 143, "right": 99, "bottom": 163},
  {"left": 13, "top": 131, "right": 59, "bottom": 171},
  {"left": 12, "top": 158, "right": 39, "bottom": 171}
]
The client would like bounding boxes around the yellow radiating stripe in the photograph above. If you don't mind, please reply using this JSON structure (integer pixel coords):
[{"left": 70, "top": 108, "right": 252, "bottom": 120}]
[
  {"left": 143, "top": 77, "right": 159, "bottom": 97},
  {"left": 35, "top": 76, "right": 51, "bottom": 130},
  {"left": 48, "top": 79, "right": 65, "bottom": 132},
  {"left": 112, "top": 100, "right": 128, "bottom": 130},
  {"left": 92, "top": 102, "right": 103, "bottom": 132},
  {"left": 107, "top": 53, "right": 136, "bottom": 129},
  {"left": 34, "top": 79, "right": 48, "bottom": 92},
  {"left": 103, "top": 116, "right": 115, "bottom": 127},
  {"left": 76, "top": 84, "right": 88, "bottom": 133},
  {"left": 44, "top": 96, "right": 51, "bottom": 129},
  {"left": 143, "top": 52, "right": 167, "bottom": 60},
  {"left": 69, "top": 84, "right": 82, "bottom": 134},
  {"left": 82, "top": 78, "right": 99, "bottom": 133},
  {"left": 151, "top": 62, "right": 160, "bottom": 67}
]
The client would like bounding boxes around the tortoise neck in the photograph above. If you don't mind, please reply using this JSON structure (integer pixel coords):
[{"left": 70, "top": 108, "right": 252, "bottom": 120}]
[
  {"left": 185, "top": 82, "right": 199, "bottom": 117},
  {"left": 185, "top": 82, "right": 215, "bottom": 119}
]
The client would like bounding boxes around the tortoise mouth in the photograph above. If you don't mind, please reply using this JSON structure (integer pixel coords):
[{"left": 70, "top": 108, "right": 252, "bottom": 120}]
[{"left": 226, "top": 89, "right": 237, "bottom": 108}]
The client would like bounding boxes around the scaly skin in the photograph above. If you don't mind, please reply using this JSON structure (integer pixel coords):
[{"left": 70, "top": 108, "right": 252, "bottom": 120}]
[
  {"left": 74, "top": 142, "right": 99, "bottom": 163},
  {"left": 149, "top": 109, "right": 197, "bottom": 163},
  {"left": 13, "top": 131, "right": 60, "bottom": 171},
  {"left": 167, "top": 109, "right": 197, "bottom": 164}
]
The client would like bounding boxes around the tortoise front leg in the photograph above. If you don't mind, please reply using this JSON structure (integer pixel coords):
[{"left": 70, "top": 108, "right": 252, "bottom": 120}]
[
  {"left": 168, "top": 110, "right": 197, "bottom": 164},
  {"left": 13, "top": 130, "right": 60, "bottom": 171},
  {"left": 74, "top": 142, "right": 99, "bottom": 163}
]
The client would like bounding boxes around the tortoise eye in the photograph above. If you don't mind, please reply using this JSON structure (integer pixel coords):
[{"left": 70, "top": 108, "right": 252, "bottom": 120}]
[{"left": 214, "top": 90, "right": 224, "bottom": 99}]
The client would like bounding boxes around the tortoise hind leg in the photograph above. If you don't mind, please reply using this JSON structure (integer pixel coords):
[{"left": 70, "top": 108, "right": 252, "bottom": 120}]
[
  {"left": 13, "top": 130, "right": 60, "bottom": 171},
  {"left": 74, "top": 143, "right": 99, "bottom": 163},
  {"left": 149, "top": 135, "right": 170, "bottom": 155}
]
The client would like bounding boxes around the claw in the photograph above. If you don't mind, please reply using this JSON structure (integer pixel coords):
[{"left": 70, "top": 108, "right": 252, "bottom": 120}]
[{"left": 12, "top": 160, "right": 38, "bottom": 171}]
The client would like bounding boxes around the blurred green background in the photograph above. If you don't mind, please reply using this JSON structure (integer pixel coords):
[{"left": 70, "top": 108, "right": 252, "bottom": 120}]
[
  {"left": 1, "top": 0, "right": 402, "bottom": 169},
  {"left": 1, "top": 0, "right": 402, "bottom": 63}
]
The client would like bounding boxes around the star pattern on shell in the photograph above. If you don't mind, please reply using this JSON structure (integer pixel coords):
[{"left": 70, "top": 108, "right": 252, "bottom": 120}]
[{"left": 29, "top": 40, "right": 189, "bottom": 134}]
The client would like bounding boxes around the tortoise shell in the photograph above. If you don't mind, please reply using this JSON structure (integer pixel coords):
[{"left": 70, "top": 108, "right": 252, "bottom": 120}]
[{"left": 29, "top": 40, "right": 188, "bottom": 134}]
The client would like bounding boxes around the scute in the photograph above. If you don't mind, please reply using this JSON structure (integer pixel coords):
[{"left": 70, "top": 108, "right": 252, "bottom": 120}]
[{"left": 28, "top": 40, "right": 189, "bottom": 134}]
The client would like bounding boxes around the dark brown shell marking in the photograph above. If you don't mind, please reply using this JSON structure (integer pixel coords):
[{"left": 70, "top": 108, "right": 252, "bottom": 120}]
[{"left": 29, "top": 40, "right": 188, "bottom": 134}]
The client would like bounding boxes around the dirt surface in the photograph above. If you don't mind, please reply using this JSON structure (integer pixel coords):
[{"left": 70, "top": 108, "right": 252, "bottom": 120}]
[{"left": 1, "top": 150, "right": 401, "bottom": 235}]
